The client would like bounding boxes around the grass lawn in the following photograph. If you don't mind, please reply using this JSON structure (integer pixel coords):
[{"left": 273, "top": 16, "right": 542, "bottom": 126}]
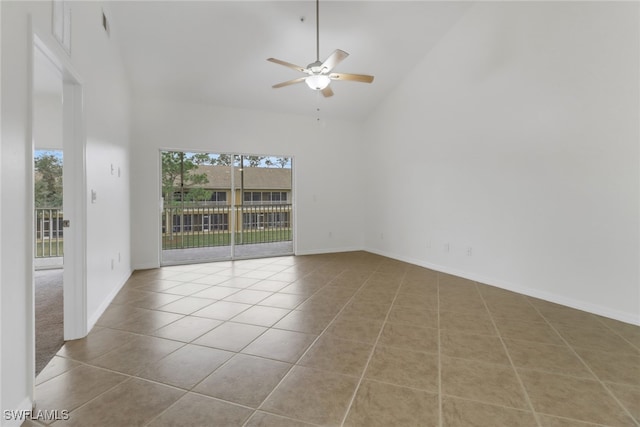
[{"left": 162, "top": 229, "right": 292, "bottom": 250}]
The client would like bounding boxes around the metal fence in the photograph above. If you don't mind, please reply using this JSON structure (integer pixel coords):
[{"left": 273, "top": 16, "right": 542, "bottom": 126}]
[
  {"left": 35, "top": 208, "right": 64, "bottom": 258},
  {"left": 162, "top": 204, "right": 292, "bottom": 250}
]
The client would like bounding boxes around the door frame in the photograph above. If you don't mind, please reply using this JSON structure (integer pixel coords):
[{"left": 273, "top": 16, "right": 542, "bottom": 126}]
[{"left": 29, "top": 23, "right": 87, "bottom": 394}]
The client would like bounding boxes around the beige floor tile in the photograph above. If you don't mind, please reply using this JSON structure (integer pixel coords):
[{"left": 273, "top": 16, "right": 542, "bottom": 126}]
[
  {"left": 393, "top": 292, "right": 438, "bottom": 310},
  {"left": 606, "top": 382, "right": 640, "bottom": 422},
  {"left": 224, "top": 289, "right": 273, "bottom": 304},
  {"left": 249, "top": 279, "right": 291, "bottom": 292},
  {"left": 94, "top": 304, "right": 150, "bottom": 328},
  {"left": 365, "top": 345, "right": 438, "bottom": 391},
  {"left": 387, "top": 306, "right": 437, "bottom": 328},
  {"left": 439, "top": 295, "right": 488, "bottom": 313},
  {"left": 340, "top": 300, "right": 390, "bottom": 321},
  {"left": 278, "top": 282, "right": 325, "bottom": 296},
  {"left": 537, "top": 414, "right": 606, "bottom": 427},
  {"left": 244, "top": 411, "right": 317, "bottom": 427},
  {"left": 344, "top": 380, "right": 438, "bottom": 427},
  {"left": 295, "top": 297, "right": 344, "bottom": 316},
  {"left": 162, "top": 282, "right": 211, "bottom": 296},
  {"left": 273, "top": 309, "right": 336, "bottom": 334},
  {"left": 261, "top": 366, "right": 359, "bottom": 426},
  {"left": 137, "top": 344, "right": 233, "bottom": 389},
  {"left": 258, "top": 292, "right": 308, "bottom": 309},
  {"left": 351, "top": 289, "right": 395, "bottom": 306},
  {"left": 220, "top": 277, "right": 261, "bottom": 289},
  {"left": 36, "top": 356, "right": 81, "bottom": 385},
  {"left": 110, "top": 310, "right": 184, "bottom": 334},
  {"left": 440, "top": 310, "right": 497, "bottom": 336},
  {"left": 192, "top": 300, "right": 252, "bottom": 320},
  {"left": 325, "top": 315, "right": 384, "bottom": 344},
  {"left": 194, "top": 354, "right": 291, "bottom": 407},
  {"left": 35, "top": 365, "right": 127, "bottom": 416},
  {"left": 242, "top": 329, "right": 316, "bottom": 363},
  {"left": 55, "top": 378, "right": 184, "bottom": 427},
  {"left": 574, "top": 347, "right": 640, "bottom": 386},
  {"left": 504, "top": 339, "right": 594, "bottom": 378},
  {"left": 147, "top": 393, "right": 252, "bottom": 427},
  {"left": 298, "top": 334, "right": 372, "bottom": 377},
  {"left": 599, "top": 318, "right": 640, "bottom": 350},
  {"left": 441, "top": 331, "right": 510, "bottom": 365},
  {"left": 57, "top": 325, "right": 137, "bottom": 362},
  {"left": 193, "top": 321, "right": 266, "bottom": 352},
  {"left": 485, "top": 302, "right": 546, "bottom": 323},
  {"left": 556, "top": 325, "right": 640, "bottom": 355},
  {"left": 518, "top": 369, "right": 635, "bottom": 426},
  {"left": 493, "top": 318, "right": 564, "bottom": 345},
  {"left": 378, "top": 322, "right": 438, "bottom": 353},
  {"left": 89, "top": 335, "right": 184, "bottom": 375},
  {"left": 231, "top": 305, "right": 291, "bottom": 327},
  {"left": 536, "top": 305, "right": 609, "bottom": 330},
  {"left": 190, "top": 285, "right": 240, "bottom": 300},
  {"left": 151, "top": 316, "right": 222, "bottom": 342},
  {"left": 125, "top": 292, "right": 184, "bottom": 310},
  {"left": 155, "top": 296, "right": 216, "bottom": 315},
  {"left": 442, "top": 396, "right": 538, "bottom": 427},
  {"left": 441, "top": 356, "right": 528, "bottom": 409},
  {"left": 189, "top": 274, "right": 231, "bottom": 285}
]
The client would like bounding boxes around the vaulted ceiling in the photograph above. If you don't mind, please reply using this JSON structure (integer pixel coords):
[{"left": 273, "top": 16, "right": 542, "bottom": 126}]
[{"left": 108, "top": 1, "right": 472, "bottom": 121}]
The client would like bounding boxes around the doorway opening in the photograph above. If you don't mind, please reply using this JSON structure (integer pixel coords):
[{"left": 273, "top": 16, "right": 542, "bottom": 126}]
[
  {"left": 31, "top": 29, "right": 87, "bottom": 389},
  {"left": 160, "top": 151, "right": 293, "bottom": 265},
  {"left": 33, "top": 45, "right": 64, "bottom": 376}
]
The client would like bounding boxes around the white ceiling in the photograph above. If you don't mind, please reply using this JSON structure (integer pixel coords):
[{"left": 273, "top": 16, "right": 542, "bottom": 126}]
[{"left": 108, "top": 1, "right": 472, "bottom": 121}]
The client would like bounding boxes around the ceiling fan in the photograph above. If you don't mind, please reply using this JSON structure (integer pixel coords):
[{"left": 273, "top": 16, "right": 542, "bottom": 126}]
[{"left": 267, "top": 0, "right": 374, "bottom": 97}]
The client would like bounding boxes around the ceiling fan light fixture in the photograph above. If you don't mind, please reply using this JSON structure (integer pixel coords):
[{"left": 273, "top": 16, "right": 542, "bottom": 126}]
[{"left": 305, "top": 74, "right": 331, "bottom": 90}]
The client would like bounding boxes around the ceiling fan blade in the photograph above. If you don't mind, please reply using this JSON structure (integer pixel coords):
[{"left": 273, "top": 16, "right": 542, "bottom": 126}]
[
  {"left": 272, "top": 77, "right": 306, "bottom": 89},
  {"left": 321, "top": 49, "right": 349, "bottom": 73},
  {"left": 321, "top": 86, "right": 334, "bottom": 97},
  {"left": 267, "top": 58, "right": 308, "bottom": 73},
  {"left": 329, "top": 73, "right": 374, "bottom": 83}
]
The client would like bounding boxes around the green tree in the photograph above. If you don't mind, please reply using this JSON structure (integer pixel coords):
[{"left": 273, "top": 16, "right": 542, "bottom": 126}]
[
  {"left": 34, "top": 153, "right": 63, "bottom": 208},
  {"left": 245, "top": 156, "right": 265, "bottom": 167},
  {"left": 211, "top": 154, "right": 232, "bottom": 166},
  {"left": 161, "top": 151, "right": 210, "bottom": 205},
  {"left": 265, "top": 157, "right": 290, "bottom": 168}
]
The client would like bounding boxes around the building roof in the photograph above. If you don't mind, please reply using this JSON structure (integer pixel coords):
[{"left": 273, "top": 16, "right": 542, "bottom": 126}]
[{"left": 183, "top": 165, "right": 291, "bottom": 191}]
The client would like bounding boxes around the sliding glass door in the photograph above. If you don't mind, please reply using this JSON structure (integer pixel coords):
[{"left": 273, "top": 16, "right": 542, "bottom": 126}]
[{"left": 160, "top": 151, "right": 293, "bottom": 265}]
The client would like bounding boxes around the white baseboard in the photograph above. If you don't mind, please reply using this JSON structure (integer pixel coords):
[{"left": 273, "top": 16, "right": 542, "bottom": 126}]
[
  {"left": 365, "top": 247, "right": 640, "bottom": 327},
  {"left": 132, "top": 261, "right": 160, "bottom": 271}
]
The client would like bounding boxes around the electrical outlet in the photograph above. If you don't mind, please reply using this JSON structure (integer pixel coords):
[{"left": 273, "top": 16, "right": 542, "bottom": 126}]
[{"left": 466, "top": 247, "right": 473, "bottom": 256}]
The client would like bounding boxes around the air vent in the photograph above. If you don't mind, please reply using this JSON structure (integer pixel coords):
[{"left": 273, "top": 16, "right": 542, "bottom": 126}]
[{"left": 102, "top": 11, "right": 110, "bottom": 36}]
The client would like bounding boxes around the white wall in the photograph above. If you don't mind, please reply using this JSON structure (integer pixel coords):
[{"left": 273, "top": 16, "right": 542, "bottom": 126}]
[
  {"left": 33, "top": 94, "right": 63, "bottom": 150},
  {"left": 363, "top": 2, "right": 639, "bottom": 324},
  {"left": 1, "top": 1, "right": 131, "bottom": 422},
  {"left": 130, "top": 98, "right": 364, "bottom": 269}
]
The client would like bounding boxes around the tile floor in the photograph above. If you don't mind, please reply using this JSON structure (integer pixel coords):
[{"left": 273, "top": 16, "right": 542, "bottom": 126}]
[{"left": 26, "top": 251, "right": 640, "bottom": 427}]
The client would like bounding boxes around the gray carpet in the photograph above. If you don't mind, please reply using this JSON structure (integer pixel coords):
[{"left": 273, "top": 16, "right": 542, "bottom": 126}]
[{"left": 35, "top": 268, "right": 64, "bottom": 376}]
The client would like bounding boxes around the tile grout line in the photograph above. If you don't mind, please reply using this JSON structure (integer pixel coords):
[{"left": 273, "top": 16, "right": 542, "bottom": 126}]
[
  {"left": 524, "top": 300, "right": 640, "bottom": 427},
  {"left": 242, "top": 265, "right": 376, "bottom": 426},
  {"left": 475, "top": 283, "right": 544, "bottom": 427},
  {"left": 338, "top": 266, "right": 408, "bottom": 427}
]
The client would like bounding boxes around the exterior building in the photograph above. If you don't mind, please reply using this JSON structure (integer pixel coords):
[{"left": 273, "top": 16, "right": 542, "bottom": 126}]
[{"left": 162, "top": 165, "right": 292, "bottom": 248}]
